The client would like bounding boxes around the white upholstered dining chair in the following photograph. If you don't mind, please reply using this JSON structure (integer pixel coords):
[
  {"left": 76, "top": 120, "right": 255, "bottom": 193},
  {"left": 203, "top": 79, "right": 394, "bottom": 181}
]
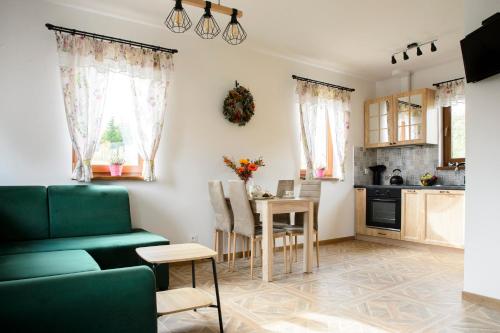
[{"left": 208, "top": 180, "right": 233, "bottom": 266}]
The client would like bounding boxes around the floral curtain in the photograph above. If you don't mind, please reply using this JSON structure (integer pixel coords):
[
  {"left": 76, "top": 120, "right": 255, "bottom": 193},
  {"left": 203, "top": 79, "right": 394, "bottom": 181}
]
[
  {"left": 127, "top": 51, "right": 173, "bottom": 181},
  {"left": 435, "top": 79, "right": 465, "bottom": 108},
  {"left": 55, "top": 33, "right": 174, "bottom": 182},
  {"left": 296, "top": 81, "right": 351, "bottom": 180}
]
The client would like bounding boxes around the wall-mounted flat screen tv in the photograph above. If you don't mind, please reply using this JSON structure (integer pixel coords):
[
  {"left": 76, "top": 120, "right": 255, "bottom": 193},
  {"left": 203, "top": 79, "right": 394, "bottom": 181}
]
[{"left": 461, "top": 13, "right": 500, "bottom": 83}]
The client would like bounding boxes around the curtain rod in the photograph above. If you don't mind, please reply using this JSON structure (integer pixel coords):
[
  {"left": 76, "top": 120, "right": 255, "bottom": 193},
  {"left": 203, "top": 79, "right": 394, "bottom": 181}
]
[
  {"left": 432, "top": 77, "right": 464, "bottom": 87},
  {"left": 292, "top": 75, "right": 355, "bottom": 92},
  {"left": 45, "top": 23, "right": 178, "bottom": 54}
]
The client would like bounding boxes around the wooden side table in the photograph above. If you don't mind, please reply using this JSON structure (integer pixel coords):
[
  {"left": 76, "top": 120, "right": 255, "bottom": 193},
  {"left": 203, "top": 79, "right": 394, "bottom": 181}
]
[{"left": 136, "top": 243, "right": 224, "bottom": 333}]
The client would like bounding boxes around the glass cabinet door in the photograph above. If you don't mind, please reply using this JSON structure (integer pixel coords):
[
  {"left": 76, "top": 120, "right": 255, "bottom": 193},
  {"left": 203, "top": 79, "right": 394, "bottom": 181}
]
[
  {"left": 367, "top": 99, "right": 391, "bottom": 146},
  {"left": 396, "top": 93, "right": 423, "bottom": 142}
]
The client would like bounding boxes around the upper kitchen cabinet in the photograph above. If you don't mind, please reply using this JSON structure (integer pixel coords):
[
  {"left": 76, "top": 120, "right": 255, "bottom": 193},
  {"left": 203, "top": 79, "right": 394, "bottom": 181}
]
[
  {"left": 364, "top": 88, "right": 437, "bottom": 148},
  {"left": 393, "top": 88, "right": 438, "bottom": 146},
  {"left": 364, "top": 96, "right": 393, "bottom": 148}
]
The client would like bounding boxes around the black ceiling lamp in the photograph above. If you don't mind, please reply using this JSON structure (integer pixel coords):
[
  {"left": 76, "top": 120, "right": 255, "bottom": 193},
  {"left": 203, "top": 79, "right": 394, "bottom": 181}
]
[
  {"left": 431, "top": 41, "right": 437, "bottom": 52},
  {"left": 391, "top": 40, "right": 437, "bottom": 65},
  {"left": 222, "top": 8, "right": 247, "bottom": 45},
  {"left": 165, "top": 0, "right": 192, "bottom": 33},
  {"left": 195, "top": 1, "right": 221, "bottom": 39}
]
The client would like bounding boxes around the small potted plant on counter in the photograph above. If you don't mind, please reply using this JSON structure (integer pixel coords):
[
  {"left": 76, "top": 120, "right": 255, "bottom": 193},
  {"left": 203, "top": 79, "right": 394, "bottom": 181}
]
[
  {"left": 109, "top": 153, "right": 125, "bottom": 177},
  {"left": 315, "top": 166, "right": 326, "bottom": 178}
]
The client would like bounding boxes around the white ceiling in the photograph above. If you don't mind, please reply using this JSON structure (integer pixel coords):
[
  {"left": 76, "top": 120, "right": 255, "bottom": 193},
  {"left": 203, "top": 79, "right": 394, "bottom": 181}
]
[{"left": 48, "top": 0, "right": 465, "bottom": 81}]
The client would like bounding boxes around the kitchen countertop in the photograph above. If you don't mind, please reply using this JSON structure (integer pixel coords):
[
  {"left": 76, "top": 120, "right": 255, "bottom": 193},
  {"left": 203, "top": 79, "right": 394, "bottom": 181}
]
[{"left": 354, "top": 184, "right": 465, "bottom": 191}]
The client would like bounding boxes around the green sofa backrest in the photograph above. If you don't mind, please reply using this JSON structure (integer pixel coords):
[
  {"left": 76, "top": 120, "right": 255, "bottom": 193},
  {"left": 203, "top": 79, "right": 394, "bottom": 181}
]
[
  {"left": 48, "top": 185, "right": 132, "bottom": 238},
  {"left": 0, "top": 186, "right": 50, "bottom": 241}
]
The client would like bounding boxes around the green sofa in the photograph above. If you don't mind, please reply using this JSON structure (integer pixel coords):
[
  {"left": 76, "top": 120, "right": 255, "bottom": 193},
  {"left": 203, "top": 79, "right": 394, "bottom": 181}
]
[{"left": 0, "top": 185, "right": 170, "bottom": 333}]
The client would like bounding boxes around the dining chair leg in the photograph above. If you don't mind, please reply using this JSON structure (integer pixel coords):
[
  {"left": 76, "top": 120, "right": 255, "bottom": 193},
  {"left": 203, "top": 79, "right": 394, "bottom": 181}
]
[
  {"left": 227, "top": 231, "right": 232, "bottom": 270},
  {"left": 288, "top": 234, "right": 293, "bottom": 272},
  {"left": 294, "top": 235, "right": 299, "bottom": 262},
  {"left": 232, "top": 232, "right": 237, "bottom": 271},
  {"left": 282, "top": 235, "right": 287, "bottom": 274},
  {"left": 273, "top": 238, "right": 276, "bottom": 254},
  {"left": 250, "top": 237, "right": 255, "bottom": 279},
  {"left": 315, "top": 231, "right": 320, "bottom": 268}
]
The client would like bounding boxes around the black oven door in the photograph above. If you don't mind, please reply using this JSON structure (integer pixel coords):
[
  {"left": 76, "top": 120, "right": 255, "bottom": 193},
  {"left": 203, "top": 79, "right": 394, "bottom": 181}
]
[{"left": 366, "top": 198, "right": 401, "bottom": 230}]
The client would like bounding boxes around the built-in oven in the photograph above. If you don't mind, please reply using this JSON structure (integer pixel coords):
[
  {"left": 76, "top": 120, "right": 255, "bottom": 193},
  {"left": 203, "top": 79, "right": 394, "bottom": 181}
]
[{"left": 366, "top": 188, "right": 401, "bottom": 231}]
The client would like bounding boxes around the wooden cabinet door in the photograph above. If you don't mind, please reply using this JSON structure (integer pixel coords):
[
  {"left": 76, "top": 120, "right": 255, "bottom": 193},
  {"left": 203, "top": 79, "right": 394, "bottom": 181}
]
[
  {"left": 401, "top": 189, "right": 423, "bottom": 242},
  {"left": 423, "top": 190, "right": 465, "bottom": 248},
  {"left": 394, "top": 90, "right": 426, "bottom": 145},
  {"left": 365, "top": 97, "right": 393, "bottom": 148},
  {"left": 355, "top": 188, "right": 366, "bottom": 234}
]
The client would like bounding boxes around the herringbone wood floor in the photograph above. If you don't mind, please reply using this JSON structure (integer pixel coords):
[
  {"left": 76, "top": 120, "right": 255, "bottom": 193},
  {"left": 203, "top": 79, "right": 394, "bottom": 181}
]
[{"left": 158, "top": 240, "right": 500, "bottom": 333}]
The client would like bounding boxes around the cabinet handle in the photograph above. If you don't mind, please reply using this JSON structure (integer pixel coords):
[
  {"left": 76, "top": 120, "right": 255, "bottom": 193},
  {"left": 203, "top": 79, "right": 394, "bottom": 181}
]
[
  {"left": 377, "top": 232, "right": 387, "bottom": 236},
  {"left": 440, "top": 190, "right": 450, "bottom": 194}
]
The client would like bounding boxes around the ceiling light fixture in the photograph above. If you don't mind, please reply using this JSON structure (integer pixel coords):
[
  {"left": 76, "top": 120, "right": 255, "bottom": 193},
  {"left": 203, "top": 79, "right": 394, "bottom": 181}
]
[
  {"left": 222, "top": 8, "right": 247, "bottom": 45},
  {"left": 165, "top": 0, "right": 246, "bottom": 45},
  {"left": 391, "top": 40, "right": 437, "bottom": 65},
  {"left": 195, "top": 1, "right": 221, "bottom": 39},
  {"left": 431, "top": 42, "right": 437, "bottom": 52},
  {"left": 165, "top": 0, "right": 192, "bottom": 33}
]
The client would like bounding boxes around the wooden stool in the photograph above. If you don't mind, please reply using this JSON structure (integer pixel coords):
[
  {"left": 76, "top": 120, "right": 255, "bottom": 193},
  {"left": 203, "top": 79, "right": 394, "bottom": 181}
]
[{"left": 136, "top": 243, "right": 224, "bottom": 333}]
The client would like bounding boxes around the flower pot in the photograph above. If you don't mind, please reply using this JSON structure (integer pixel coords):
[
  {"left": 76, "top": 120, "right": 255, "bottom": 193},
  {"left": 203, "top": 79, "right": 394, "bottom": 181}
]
[
  {"left": 315, "top": 168, "right": 326, "bottom": 178},
  {"left": 109, "top": 164, "right": 123, "bottom": 176}
]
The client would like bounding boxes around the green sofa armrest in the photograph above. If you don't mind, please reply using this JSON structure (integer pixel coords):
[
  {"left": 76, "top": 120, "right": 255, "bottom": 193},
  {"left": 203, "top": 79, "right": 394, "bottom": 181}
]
[{"left": 0, "top": 266, "right": 157, "bottom": 333}]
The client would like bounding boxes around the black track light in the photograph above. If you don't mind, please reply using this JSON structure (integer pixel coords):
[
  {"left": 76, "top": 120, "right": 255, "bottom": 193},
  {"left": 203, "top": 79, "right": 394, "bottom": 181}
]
[
  {"left": 430, "top": 42, "right": 437, "bottom": 52},
  {"left": 417, "top": 46, "right": 423, "bottom": 56},
  {"left": 403, "top": 51, "right": 409, "bottom": 61},
  {"left": 222, "top": 9, "right": 247, "bottom": 45},
  {"left": 391, "top": 55, "right": 397, "bottom": 64},
  {"left": 195, "top": 1, "right": 221, "bottom": 39}
]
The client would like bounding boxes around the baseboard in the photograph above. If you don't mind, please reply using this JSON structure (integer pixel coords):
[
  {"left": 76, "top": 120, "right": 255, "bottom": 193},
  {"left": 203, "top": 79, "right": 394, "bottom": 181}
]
[
  {"left": 356, "top": 234, "right": 464, "bottom": 252},
  {"left": 462, "top": 291, "right": 500, "bottom": 311}
]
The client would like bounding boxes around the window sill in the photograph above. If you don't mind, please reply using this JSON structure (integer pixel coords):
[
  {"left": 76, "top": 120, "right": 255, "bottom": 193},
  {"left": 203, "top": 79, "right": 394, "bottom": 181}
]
[
  {"left": 91, "top": 174, "right": 144, "bottom": 181},
  {"left": 436, "top": 166, "right": 465, "bottom": 171}
]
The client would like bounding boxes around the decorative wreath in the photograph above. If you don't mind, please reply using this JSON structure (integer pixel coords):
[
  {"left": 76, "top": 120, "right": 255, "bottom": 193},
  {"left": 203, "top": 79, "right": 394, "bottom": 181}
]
[{"left": 223, "top": 82, "right": 255, "bottom": 126}]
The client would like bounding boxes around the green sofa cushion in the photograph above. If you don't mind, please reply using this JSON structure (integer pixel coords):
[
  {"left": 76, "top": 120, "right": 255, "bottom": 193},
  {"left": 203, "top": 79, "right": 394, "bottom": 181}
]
[
  {"left": 48, "top": 185, "right": 132, "bottom": 238},
  {"left": 0, "top": 186, "right": 50, "bottom": 241},
  {"left": 0, "top": 250, "right": 100, "bottom": 281}
]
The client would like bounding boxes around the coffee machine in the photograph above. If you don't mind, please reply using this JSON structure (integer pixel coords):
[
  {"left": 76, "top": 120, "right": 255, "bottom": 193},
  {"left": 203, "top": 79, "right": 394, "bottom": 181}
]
[{"left": 369, "top": 165, "right": 387, "bottom": 185}]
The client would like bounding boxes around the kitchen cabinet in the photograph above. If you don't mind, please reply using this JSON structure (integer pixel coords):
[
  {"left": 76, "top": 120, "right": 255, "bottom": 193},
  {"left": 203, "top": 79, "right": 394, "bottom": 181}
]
[
  {"left": 401, "top": 189, "right": 424, "bottom": 242},
  {"left": 365, "top": 227, "right": 400, "bottom": 240},
  {"left": 355, "top": 188, "right": 366, "bottom": 234},
  {"left": 364, "top": 96, "right": 393, "bottom": 148},
  {"left": 364, "top": 88, "right": 437, "bottom": 148},
  {"left": 423, "top": 190, "right": 465, "bottom": 248}
]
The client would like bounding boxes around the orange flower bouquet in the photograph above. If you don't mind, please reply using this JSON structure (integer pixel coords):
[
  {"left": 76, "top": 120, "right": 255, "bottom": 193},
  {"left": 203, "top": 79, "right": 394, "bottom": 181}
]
[{"left": 223, "top": 156, "right": 265, "bottom": 183}]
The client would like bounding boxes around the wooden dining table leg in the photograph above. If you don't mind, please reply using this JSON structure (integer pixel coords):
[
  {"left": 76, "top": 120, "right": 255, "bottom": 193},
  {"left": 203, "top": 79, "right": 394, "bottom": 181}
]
[
  {"left": 303, "top": 201, "right": 314, "bottom": 273},
  {"left": 261, "top": 202, "right": 273, "bottom": 282}
]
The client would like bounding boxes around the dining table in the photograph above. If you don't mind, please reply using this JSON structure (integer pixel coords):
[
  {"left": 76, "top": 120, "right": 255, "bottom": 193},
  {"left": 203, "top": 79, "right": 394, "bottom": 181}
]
[{"left": 222, "top": 197, "right": 314, "bottom": 282}]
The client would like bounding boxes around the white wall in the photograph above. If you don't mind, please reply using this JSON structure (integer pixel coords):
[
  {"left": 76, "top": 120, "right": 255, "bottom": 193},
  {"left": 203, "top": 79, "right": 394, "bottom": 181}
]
[
  {"left": 463, "top": 0, "right": 500, "bottom": 300},
  {"left": 375, "top": 60, "right": 465, "bottom": 96},
  {"left": 0, "top": 0, "right": 374, "bottom": 248}
]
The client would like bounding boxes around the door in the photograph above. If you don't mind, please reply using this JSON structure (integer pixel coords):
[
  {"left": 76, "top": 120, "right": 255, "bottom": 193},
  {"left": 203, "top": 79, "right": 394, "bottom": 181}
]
[
  {"left": 355, "top": 188, "right": 366, "bottom": 234},
  {"left": 365, "top": 97, "right": 393, "bottom": 148},
  {"left": 401, "top": 189, "right": 423, "bottom": 242},
  {"left": 394, "top": 90, "right": 425, "bottom": 145},
  {"left": 424, "top": 190, "right": 465, "bottom": 248}
]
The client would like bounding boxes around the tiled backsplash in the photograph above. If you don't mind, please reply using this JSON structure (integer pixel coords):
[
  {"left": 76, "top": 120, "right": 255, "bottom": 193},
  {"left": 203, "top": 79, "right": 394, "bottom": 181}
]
[{"left": 354, "top": 146, "right": 465, "bottom": 186}]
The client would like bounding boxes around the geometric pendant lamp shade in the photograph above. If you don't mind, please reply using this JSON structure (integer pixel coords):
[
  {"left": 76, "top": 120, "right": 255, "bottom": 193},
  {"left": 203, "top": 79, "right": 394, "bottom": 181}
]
[
  {"left": 222, "top": 8, "right": 247, "bottom": 45},
  {"left": 165, "top": 0, "right": 192, "bottom": 33},
  {"left": 195, "top": 1, "right": 221, "bottom": 39}
]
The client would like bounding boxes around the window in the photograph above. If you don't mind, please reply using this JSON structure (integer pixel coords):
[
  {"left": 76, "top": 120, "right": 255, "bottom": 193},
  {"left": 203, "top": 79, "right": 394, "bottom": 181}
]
[
  {"left": 72, "top": 72, "right": 143, "bottom": 179},
  {"left": 442, "top": 104, "right": 466, "bottom": 167},
  {"left": 300, "top": 112, "right": 334, "bottom": 179}
]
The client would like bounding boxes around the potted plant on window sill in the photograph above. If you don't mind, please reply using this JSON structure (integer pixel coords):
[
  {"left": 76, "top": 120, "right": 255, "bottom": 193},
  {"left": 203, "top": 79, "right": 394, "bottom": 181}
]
[
  {"left": 109, "top": 155, "right": 125, "bottom": 177},
  {"left": 315, "top": 166, "right": 326, "bottom": 178}
]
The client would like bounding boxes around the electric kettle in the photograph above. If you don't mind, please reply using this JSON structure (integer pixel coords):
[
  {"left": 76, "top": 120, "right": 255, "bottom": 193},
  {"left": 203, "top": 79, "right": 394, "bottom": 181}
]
[{"left": 390, "top": 169, "right": 404, "bottom": 185}]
